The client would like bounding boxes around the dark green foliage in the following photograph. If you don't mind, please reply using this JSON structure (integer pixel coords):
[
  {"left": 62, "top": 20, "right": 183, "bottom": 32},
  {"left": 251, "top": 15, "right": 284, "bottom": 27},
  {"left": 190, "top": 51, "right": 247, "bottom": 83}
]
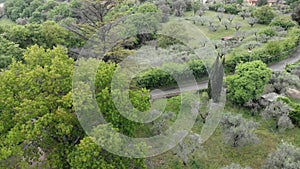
[
  {"left": 135, "top": 60, "right": 207, "bottom": 89},
  {"left": 208, "top": 56, "right": 224, "bottom": 102},
  {"left": 224, "top": 4, "right": 240, "bottom": 14},
  {"left": 225, "top": 51, "right": 251, "bottom": 73},
  {"left": 225, "top": 27, "right": 300, "bottom": 73},
  {"left": 252, "top": 6, "right": 275, "bottom": 24},
  {"left": 187, "top": 59, "right": 208, "bottom": 79},
  {"left": 279, "top": 97, "right": 300, "bottom": 126},
  {"left": 208, "top": 3, "right": 223, "bottom": 11},
  {"left": 270, "top": 16, "right": 297, "bottom": 30},
  {"left": 0, "top": 36, "right": 24, "bottom": 69}
]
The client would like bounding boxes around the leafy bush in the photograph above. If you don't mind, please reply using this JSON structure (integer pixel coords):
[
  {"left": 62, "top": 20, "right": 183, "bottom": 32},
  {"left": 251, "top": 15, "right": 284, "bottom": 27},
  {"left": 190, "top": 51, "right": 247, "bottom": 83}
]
[
  {"left": 135, "top": 60, "right": 207, "bottom": 89},
  {"left": 225, "top": 51, "right": 251, "bottom": 73},
  {"left": 226, "top": 61, "right": 272, "bottom": 105},
  {"left": 208, "top": 3, "right": 223, "bottom": 11},
  {"left": 5, "top": 21, "right": 83, "bottom": 49},
  {"left": 187, "top": 59, "right": 208, "bottom": 79},
  {"left": 279, "top": 97, "right": 300, "bottom": 126},
  {"left": 252, "top": 6, "right": 275, "bottom": 24},
  {"left": 224, "top": 4, "right": 240, "bottom": 14},
  {"left": 258, "top": 27, "right": 277, "bottom": 38},
  {"left": 270, "top": 16, "right": 297, "bottom": 30},
  {"left": 221, "top": 114, "right": 259, "bottom": 147}
]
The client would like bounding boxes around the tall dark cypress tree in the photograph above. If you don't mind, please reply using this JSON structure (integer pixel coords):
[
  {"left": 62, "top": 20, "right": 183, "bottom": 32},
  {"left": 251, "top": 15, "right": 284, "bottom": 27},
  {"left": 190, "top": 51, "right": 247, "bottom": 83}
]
[{"left": 208, "top": 56, "right": 224, "bottom": 103}]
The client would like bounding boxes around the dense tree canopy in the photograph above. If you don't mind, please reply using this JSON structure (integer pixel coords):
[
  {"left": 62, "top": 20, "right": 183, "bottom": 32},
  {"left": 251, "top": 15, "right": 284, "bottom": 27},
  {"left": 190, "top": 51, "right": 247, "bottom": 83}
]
[
  {"left": 226, "top": 61, "right": 272, "bottom": 105},
  {"left": 252, "top": 6, "right": 275, "bottom": 24},
  {"left": 0, "top": 46, "right": 147, "bottom": 168},
  {"left": 4, "top": 0, "right": 80, "bottom": 23},
  {"left": 0, "top": 36, "right": 23, "bottom": 69}
]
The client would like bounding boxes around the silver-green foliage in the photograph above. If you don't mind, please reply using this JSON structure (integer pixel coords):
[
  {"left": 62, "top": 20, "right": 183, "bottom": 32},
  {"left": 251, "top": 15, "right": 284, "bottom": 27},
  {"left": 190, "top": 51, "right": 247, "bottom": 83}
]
[
  {"left": 221, "top": 114, "right": 259, "bottom": 147},
  {"left": 262, "top": 142, "right": 300, "bottom": 169}
]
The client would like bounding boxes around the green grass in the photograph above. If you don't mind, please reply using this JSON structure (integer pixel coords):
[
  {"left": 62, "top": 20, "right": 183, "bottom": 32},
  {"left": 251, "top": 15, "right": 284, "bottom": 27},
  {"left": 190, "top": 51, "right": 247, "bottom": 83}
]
[
  {"left": 147, "top": 94, "right": 300, "bottom": 169},
  {"left": 189, "top": 11, "right": 268, "bottom": 40}
]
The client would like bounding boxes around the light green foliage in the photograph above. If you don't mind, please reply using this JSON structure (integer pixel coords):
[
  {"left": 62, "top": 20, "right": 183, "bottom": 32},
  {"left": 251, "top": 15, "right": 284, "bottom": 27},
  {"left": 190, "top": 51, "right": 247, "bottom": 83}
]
[
  {"left": 137, "top": 2, "right": 159, "bottom": 13},
  {"left": 0, "top": 45, "right": 84, "bottom": 168},
  {"left": 95, "top": 61, "right": 150, "bottom": 135},
  {"left": 5, "top": 21, "right": 83, "bottom": 49},
  {"left": 252, "top": 6, "right": 275, "bottom": 24},
  {"left": 68, "top": 137, "right": 114, "bottom": 169},
  {"left": 226, "top": 61, "right": 272, "bottom": 105}
]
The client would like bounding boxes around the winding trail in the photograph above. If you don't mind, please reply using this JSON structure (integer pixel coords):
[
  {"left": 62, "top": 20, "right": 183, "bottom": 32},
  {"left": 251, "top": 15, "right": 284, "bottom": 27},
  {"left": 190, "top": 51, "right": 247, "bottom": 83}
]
[{"left": 150, "top": 44, "right": 300, "bottom": 99}]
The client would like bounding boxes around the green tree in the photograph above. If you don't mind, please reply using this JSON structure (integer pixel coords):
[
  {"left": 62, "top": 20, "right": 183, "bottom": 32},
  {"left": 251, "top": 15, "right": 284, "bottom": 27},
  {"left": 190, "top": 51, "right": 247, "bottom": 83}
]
[
  {"left": 262, "top": 142, "right": 300, "bottom": 169},
  {"left": 252, "top": 6, "right": 275, "bottom": 24},
  {"left": 221, "top": 114, "right": 259, "bottom": 147},
  {"left": 226, "top": 60, "right": 272, "bottom": 105},
  {"left": 270, "top": 15, "right": 297, "bottom": 30},
  {"left": 5, "top": 22, "right": 83, "bottom": 49},
  {"left": 0, "top": 36, "right": 24, "bottom": 69},
  {"left": 0, "top": 46, "right": 84, "bottom": 168}
]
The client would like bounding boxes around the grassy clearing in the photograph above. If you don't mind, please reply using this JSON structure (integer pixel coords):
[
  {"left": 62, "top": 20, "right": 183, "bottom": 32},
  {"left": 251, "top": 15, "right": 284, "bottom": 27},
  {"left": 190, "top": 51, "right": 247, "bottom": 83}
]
[
  {"left": 148, "top": 94, "right": 300, "bottom": 169},
  {"left": 190, "top": 11, "right": 268, "bottom": 40}
]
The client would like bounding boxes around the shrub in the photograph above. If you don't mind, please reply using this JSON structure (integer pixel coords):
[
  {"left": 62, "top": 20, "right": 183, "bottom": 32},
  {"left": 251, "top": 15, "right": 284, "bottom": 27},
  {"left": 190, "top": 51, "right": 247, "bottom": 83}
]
[
  {"left": 262, "top": 142, "right": 300, "bottom": 169},
  {"left": 225, "top": 51, "right": 250, "bottom": 73},
  {"left": 224, "top": 4, "right": 240, "bottom": 14},
  {"left": 226, "top": 61, "right": 272, "bottom": 105},
  {"left": 208, "top": 3, "right": 223, "bottom": 11},
  {"left": 221, "top": 114, "right": 259, "bottom": 147},
  {"left": 252, "top": 6, "right": 275, "bottom": 24},
  {"left": 135, "top": 60, "right": 207, "bottom": 89},
  {"left": 279, "top": 97, "right": 300, "bottom": 126},
  {"left": 270, "top": 15, "right": 297, "bottom": 30}
]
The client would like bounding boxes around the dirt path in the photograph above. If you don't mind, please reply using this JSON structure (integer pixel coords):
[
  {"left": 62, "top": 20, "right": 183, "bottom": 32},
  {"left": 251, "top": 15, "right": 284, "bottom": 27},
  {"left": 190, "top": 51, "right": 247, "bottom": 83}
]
[{"left": 151, "top": 44, "right": 300, "bottom": 99}]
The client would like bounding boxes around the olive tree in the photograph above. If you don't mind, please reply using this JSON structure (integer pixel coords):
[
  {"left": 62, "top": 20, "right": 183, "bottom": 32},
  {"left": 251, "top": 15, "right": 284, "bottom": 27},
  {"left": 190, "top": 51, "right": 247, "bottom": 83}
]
[
  {"left": 262, "top": 142, "right": 300, "bottom": 169},
  {"left": 247, "top": 17, "right": 257, "bottom": 27},
  {"left": 172, "top": 132, "right": 201, "bottom": 165},
  {"left": 221, "top": 114, "right": 259, "bottom": 147},
  {"left": 173, "top": 0, "right": 187, "bottom": 17},
  {"left": 221, "top": 163, "right": 252, "bottom": 169},
  {"left": 261, "top": 101, "right": 294, "bottom": 130}
]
